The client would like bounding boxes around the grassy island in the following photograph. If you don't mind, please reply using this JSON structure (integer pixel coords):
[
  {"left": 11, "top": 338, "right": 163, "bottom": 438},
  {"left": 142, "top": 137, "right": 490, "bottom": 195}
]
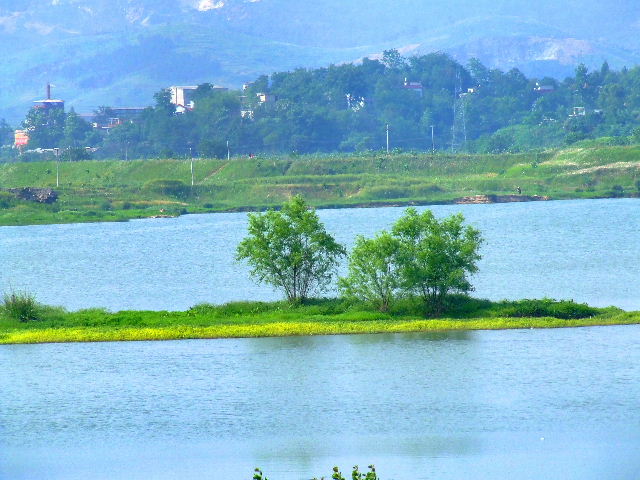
[
  {"left": 1, "top": 297, "right": 638, "bottom": 345},
  {"left": 1, "top": 145, "right": 639, "bottom": 226}
]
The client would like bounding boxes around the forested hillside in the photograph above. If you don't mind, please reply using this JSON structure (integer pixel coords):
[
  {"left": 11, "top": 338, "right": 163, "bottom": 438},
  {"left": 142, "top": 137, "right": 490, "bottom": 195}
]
[
  {"left": 1, "top": 0, "right": 639, "bottom": 120},
  {"left": 10, "top": 52, "right": 640, "bottom": 160}
]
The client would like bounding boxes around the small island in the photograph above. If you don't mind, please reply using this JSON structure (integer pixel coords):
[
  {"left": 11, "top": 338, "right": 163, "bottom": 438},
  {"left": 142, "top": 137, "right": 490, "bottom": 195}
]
[
  {"left": 2, "top": 197, "right": 637, "bottom": 345},
  {"left": 1, "top": 295, "right": 638, "bottom": 345}
]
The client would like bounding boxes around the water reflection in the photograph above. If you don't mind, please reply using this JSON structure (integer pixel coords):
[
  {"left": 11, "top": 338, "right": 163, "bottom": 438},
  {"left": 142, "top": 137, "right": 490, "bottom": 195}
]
[{"left": 2, "top": 326, "right": 640, "bottom": 479}]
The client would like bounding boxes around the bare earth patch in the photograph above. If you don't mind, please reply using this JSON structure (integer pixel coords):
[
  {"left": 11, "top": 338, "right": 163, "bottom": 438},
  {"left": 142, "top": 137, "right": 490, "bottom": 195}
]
[{"left": 564, "top": 161, "right": 640, "bottom": 175}]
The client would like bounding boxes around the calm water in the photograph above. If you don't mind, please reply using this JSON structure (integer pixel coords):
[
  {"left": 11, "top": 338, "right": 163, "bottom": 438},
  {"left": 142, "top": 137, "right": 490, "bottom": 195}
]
[
  {"left": 2, "top": 199, "right": 640, "bottom": 478},
  {"left": 0, "top": 198, "right": 639, "bottom": 311},
  {"left": 2, "top": 326, "right": 640, "bottom": 479}
]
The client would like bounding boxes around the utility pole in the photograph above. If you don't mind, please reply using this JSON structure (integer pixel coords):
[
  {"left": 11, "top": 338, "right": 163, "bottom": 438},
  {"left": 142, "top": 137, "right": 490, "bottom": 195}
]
[
  {"left": 226, "top": 140, "right": 230, "bottom": 161},
  {"left": 430, "top": 125, "right": 435, "bottom": 154},
  {"left": 54, "top": 148, "right": 60, "bottom": 187},
  {"left": 386, "top": 124, "right": 390, "bottom": 154},
  {"left": 189, "top": 147, "right": 194, "bottom": 187}
]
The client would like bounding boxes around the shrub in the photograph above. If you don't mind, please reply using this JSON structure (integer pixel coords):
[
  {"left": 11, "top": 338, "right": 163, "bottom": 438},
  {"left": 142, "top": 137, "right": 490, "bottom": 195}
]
[
  {"left": 607, "top": 184, "right": 625, "bottom": 197},
  {"left": 363, "top": 186, "right": 410, "bottom": 199},
  {"left": 413, "top": 184, "right": 444, "bottom": 196},
  {"left": 498, "top": 299, "right": 598, "bottom": 319},
  {"left": 144, "top": 179, "right": 189, "bottom": 198},
  {"left": 3, "top": 291, "right": 40, "bottom": 322},
  {"left": 189, "top": 301, "right": 280, "bottom": 316},
  {"left": 0, "top": 191, "right": 16, "bottom": 209}
]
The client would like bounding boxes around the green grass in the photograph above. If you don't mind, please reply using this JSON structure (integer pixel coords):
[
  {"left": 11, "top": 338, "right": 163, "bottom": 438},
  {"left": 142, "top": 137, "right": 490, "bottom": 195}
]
[
  {"left": 1, "top": 145, "right": 639, "bottom": 226},
  {"left": 1, "top": 297, "right": 637, "bottom": 345}
]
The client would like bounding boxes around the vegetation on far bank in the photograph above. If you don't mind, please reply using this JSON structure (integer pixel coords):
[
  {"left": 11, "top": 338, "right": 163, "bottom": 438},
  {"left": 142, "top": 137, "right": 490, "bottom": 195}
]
[
  {"left": 1, "top": 295, "right": 637, "bottom": 345},
  {"left": 1, "top": 145, "right": 640, "bottom": 226},
  {"left": 6, "top": 53, "right": 640, "bottom": 161}
]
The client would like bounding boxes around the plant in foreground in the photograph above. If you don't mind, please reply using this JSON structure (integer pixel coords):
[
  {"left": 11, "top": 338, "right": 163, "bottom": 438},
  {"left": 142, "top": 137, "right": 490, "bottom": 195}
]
[
  {"left": 351, "top": 465, "right": 378, "bottom": 480},
  {"left": 253, "top": 464, "right": 378, "bottom": 480},
  {"left": 253, "top": 468, "right": 268, "bottom": 480},
  {"left": 312, "top": 464, "right": 378, "bottom": 480}
]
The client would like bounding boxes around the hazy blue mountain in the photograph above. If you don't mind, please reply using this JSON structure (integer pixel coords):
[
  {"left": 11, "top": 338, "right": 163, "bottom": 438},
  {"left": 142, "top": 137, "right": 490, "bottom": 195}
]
[{"left": 1, "top": 0, "right": 639, "bottom": 121}]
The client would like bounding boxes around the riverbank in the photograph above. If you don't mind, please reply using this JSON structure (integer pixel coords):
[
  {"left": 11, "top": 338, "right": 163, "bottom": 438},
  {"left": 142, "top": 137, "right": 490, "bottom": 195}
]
[
  {"left": 1, "top": 145, "right": 639, "bottom": 226},
  {"left": 1, "top": 298, "right": 638, "bottom": 345}
]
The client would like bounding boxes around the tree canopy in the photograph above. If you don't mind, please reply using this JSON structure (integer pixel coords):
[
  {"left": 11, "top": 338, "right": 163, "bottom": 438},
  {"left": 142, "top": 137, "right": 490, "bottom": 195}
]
[
  {"left": 339, "top": 208, "right": 483, "bottom": 315},
  {"left": 392, "top": 209, "right": 483, "bottom": 314},
  {"left": 339, "top": 232, "right": 402, "bottom": 312},
  {"left": 236, "top": 196, "right": 346, "bottom": 302}
]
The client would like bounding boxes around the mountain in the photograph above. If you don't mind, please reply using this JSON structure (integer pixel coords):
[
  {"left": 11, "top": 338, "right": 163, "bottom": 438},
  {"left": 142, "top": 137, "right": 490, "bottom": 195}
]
[{"left": 1, "top": 0, "right": 639, "bottom": 122}]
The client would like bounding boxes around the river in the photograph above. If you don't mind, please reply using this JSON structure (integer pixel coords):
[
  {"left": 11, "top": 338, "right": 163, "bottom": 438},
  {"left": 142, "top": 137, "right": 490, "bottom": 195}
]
[
  {"left": 2, "top": 198, "right": 640, "bottom": 479},
  {"left": 1, "top": 198, "right": 639, "bottom": 311},
  {"left": 2, "top": 327, "right": 639, "bottom": 479}
]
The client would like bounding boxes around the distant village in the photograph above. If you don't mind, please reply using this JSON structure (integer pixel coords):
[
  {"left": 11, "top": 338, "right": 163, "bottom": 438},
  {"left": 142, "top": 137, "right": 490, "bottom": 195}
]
[
  {"left": 13, "top": 83, "right": 282, "bottom": 150},
  {"left": 13, "top": 77, "right": 562, "bottom": 152}
]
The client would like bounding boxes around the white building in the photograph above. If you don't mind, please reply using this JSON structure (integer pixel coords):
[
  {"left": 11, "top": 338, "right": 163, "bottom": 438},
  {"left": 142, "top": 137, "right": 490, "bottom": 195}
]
[{"left": 169, "top": 85, "right": 228, "bottom": 113}]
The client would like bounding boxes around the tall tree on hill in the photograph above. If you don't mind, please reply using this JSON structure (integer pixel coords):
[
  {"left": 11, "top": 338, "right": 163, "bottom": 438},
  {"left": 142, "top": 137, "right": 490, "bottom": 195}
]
[
  {"left": 0, "top": 119, "right": 13, "bottom": 147},
  {"left": 21, "top": 107, "right": 65, "bottom": 149},
  {"left": 381, "top": 49, "right": 406, "bottom": 71},
  {"left": 62, "top": 109, "right": 92, "bottom": 148}
]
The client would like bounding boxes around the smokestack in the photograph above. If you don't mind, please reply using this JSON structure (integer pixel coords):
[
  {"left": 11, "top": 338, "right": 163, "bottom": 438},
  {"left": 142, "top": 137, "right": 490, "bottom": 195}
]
[{"left": 47, "top": 83, "right": 51, "bottom": 100}]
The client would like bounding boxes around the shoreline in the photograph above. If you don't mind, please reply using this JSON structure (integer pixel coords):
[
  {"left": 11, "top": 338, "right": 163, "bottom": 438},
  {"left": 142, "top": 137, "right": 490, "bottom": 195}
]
[
  {"left": 2, "top": 311, "right": 638, "bottom": 345},
  {"left": 2, "top": 145, "right": 639, "bottom": 227},
  {"left": 3, "top": 194, "right": 637, "bottom": 228}
]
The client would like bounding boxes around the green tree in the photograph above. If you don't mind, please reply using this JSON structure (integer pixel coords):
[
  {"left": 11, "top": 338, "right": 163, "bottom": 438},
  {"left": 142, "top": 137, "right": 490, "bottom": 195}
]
[
  {"left": 103, "top": 122, "right": 141, "bottom": 159},
  {"left": 339, "top": 232, "right": 402, "bottom": 312},
  {"left": 0, "top": 119, "right": 13, "bottom": 146},
  {"left": 62, "top": 109, "right": 92, "bottom": 147},
  {"left": 391, "top": 208, "right": 483, "bottom": 315},
  {"left": 236, "top": 196, "right": 346, "bottom": 302},
  {"left": 21, "top": 106, "right": 65, "bottom": 148},
  {"left": 199, "top": 138, "right": 228, "bottom": 158},
  {"left": 381, "top": 49, "right": 406, "bottom": 70},
  {"left": 153, "top": 88, "right": 176, "bottom": 116}
]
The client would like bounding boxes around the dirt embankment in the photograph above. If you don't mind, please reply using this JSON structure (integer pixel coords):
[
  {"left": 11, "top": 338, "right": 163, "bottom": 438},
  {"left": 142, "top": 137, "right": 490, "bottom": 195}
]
[
  {"left": 453, "top": 194, "right": 550, "bottom": 204},
  {"left": 3, "top": 187, "right": 58, "bottom": 204}
]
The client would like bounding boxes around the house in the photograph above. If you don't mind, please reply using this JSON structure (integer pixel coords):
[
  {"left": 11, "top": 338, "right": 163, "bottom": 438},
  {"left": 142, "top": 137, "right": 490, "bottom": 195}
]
[
  {"left": 14, "top": 130, "right": 29, "bottom": 147},
  {"left": 169, "top": 86, "right": 198, "bottom": 113},
  {"left": 169, "top": 85, "right": 228, "bottom": 113},
  {"left": 534, "top": 83, "right": 555, "bottom": 94},
  {"left": 403, "top": 78, "right": 423, "bottom": 96},
  {"left": 569, "top": 106, "right": 586, "bottom": 117},
  {"left": 81, "top": 107, "right": 148, "bottom": 130},
  {"left": 241, "top": 109, "right": 255, "bottom": 120},
  {"left": 256, "top": 93, "right": 277, "bottom": 104}
]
